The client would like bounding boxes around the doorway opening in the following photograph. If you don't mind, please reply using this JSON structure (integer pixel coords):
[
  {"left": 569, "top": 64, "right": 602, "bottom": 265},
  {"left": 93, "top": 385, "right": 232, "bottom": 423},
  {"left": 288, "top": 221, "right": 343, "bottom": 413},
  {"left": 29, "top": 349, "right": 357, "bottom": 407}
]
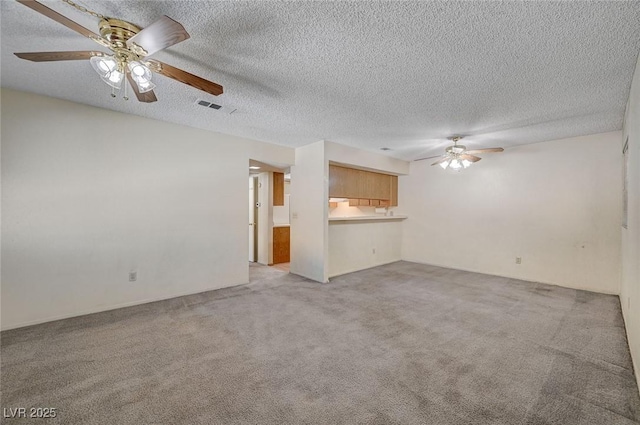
[{"left": 248, "top": 160, "right": 291, "bottom": 281}]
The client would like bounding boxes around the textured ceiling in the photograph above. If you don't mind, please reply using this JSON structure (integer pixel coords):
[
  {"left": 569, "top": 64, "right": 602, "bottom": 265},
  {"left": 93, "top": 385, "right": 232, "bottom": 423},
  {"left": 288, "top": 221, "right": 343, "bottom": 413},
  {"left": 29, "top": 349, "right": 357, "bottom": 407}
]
[{"left": 2, "top": 1, "right": 639, "bottom": 160}]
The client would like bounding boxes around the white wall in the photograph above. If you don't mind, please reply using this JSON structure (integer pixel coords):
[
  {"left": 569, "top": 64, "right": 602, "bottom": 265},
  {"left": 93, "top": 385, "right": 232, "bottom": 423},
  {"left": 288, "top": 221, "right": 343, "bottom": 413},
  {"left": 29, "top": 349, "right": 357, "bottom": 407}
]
[
  {"left": 0, "top": 89, "right": 294, "bottom": 330},
  {"left": 290, "top": 141, "right": 328, "bottom": 282},
  {"left": 329, "top": 220, "right": 403, "bottom": 277},
  {"left": 273, "top": 181, "right": 290, "bottom": 225},
  {"left": 621, "top": 53, "right": 640, "bottom": 392},
  {"left": 400, "top": 132, "right": 622, "bottom": 294},
  {"left": 325, "top": 141, "right": 409, "bottom": 175},
  {"left": 273, "top": 187, "right": 290, "bottom": 225}
]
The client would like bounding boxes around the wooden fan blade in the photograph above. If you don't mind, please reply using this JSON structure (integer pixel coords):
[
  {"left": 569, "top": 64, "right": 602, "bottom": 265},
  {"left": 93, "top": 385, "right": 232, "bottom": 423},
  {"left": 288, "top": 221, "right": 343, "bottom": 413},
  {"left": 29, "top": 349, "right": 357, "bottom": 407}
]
[
  {"left": 460, "top": 154, "right": 482, "bottom": 163},
  {"left": 126, "top": 16, "right": 190, "bottom": 57},
  {"left": 465, "top": 147, "right": 504, "bottom": 154},
  {"left": 14, "top": 51, "right": 104, "bottom": 62},
  {"left": 147, "top": 60, "right": 223, "bottom": 96},
  {"left": 431, "top": 157, "right": 450, "bottom": 166},
  {"left": 414, "top": 155, "right": 444, "bottom": 162},
  {"left": 126, "top": 72, "right": 158, "bottom": 103},
  {"left": 16, "top": 0, "right": 106, "bottom": 45}
]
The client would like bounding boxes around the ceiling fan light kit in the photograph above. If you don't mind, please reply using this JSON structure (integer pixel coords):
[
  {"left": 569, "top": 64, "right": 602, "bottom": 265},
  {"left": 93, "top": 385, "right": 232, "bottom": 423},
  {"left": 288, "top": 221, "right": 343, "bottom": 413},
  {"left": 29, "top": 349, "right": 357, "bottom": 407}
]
[
  {"left": 13, "top": 0, "right": 224, "bottom": 103},
  {"left": 439, "top": 157, "right": 473, "bottom": 171},
  {"left": 414, "top": 136, "right": 504, "bottom": 171},
  {"left": 91, "top": 17, "right": 155, "bottom": 96},
  {"left": 127, "top": 61, "right": 156, "bottom": 93},
  {"left": 89, "top": 55, "right": 123, "bottom": 88}
]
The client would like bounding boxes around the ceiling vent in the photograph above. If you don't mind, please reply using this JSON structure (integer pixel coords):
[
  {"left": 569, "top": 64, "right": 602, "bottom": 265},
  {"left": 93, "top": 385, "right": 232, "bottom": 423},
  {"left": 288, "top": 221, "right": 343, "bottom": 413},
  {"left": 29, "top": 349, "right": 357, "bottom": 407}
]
[
  {"left": 195, "top": 99, "right": 236, "bottom": 114},
  {"left": 196, "top": 99, "right": 221, "bottom": 109}
]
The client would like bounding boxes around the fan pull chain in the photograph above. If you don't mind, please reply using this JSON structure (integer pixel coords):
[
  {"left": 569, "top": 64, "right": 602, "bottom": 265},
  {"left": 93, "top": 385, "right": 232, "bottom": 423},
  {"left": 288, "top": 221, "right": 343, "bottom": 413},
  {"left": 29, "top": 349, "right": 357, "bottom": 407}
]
[
  {"left": 111, "top": 85, "right": 116, "bottom": 98},
  {"left": 61, "top": 0, "right": 107, "bottom": 20},
  {"left": 123, "top": 81, "right": 129, "bottom": 101}
]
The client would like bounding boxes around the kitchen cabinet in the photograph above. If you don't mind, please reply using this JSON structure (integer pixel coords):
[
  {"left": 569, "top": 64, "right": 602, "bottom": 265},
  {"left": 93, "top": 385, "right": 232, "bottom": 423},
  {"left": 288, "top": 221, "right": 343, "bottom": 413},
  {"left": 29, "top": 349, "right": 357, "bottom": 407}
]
[
  {"left": 329, "top": 166, "right": 360, "bottom": 198},
  {"left": 273, "top": 172, "right": 284, "bottom": 206},
  {"left": 328, "top": 165, "right": 348, "bottom": 198},
  {"left": 361, "top": 170, "right": 391, "bottom": 200},
  {"left": 390, "top": 175, "right": 398, "bottom": 206},
  {"left": 329, "top": 165, "right": 398, "bottom": 206},
  {"left": 273, "top": 226, "right": 290, "bottom": 264}
]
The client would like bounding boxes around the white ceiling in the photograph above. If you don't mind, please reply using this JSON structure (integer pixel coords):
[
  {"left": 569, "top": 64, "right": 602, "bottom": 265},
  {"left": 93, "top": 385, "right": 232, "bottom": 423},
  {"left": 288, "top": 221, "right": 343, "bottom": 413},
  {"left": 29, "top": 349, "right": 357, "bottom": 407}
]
[{"left": 2, "top": 1, "right": 639, "bottom": 160}]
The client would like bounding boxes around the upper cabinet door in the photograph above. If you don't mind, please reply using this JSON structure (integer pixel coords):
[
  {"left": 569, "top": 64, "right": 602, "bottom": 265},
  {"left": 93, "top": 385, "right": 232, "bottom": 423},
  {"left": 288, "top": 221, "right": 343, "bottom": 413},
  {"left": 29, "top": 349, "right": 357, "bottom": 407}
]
[
  {"left": 358, "top": 170, "right": 392, "bottom": 200},
  {"left": 390, "top": 175, "right": 398, "bottom": 206},
  {"left": 329, "top": 165, "right": 359, "bottom": 198},
  {"left": 376, "top": 173, "right": 391, "bottom": 200},
  {"left": 345, "top": 168, "right": 361, "bottom": 198},
  {"left": 328, "top": 165, "right": 398, "bottom": 205},
  {"left": 329, "top": 165, "right": 347, "bottom": 197},
  {"left": 273, "top": 172, "right": 285, "bottom": 206},
  {"left": 357, "top": 169, "right": 374, "bottom": 199}
]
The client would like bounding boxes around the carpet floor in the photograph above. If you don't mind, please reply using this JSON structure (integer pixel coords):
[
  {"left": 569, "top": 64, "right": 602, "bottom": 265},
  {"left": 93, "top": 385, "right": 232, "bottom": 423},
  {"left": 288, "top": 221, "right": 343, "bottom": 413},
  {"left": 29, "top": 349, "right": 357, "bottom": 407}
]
[{"left": 1, "top": 261, "right": 639, "bottom": 424}]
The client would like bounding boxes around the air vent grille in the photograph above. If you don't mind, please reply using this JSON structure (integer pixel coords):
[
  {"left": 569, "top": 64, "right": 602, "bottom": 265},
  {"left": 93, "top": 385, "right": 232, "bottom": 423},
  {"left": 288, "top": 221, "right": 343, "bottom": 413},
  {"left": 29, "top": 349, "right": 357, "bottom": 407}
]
[{"left": 196, "top": 99, "right": 222, "bottom": 109}]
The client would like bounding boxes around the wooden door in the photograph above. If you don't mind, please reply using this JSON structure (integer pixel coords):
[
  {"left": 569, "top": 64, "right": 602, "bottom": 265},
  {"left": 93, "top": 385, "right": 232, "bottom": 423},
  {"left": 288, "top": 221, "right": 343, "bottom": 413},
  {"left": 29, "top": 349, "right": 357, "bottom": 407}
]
[{"left": 273, "top": 227, "right": 290, "bottom": 263}]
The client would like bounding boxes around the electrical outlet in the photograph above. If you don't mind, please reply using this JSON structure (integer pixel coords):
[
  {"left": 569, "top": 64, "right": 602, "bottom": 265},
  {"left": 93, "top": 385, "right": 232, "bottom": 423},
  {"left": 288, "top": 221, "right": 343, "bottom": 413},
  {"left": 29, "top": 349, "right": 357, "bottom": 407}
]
[
  {"left": 515, "top": 257, "right": 522, "bottom": 264},
  {"left": 292, "top": 212, "right": 298, "bottom": 219},
  {"left": 129, "top": 271, "right": 137, "bottom": 282}
]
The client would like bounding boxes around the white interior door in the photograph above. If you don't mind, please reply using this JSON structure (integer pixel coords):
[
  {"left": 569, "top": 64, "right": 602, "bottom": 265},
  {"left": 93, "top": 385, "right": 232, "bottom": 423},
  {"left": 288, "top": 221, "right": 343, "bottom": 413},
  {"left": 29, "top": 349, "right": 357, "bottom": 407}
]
[{"left": 249, "top": 177, "right": 256, "bottom": 262}]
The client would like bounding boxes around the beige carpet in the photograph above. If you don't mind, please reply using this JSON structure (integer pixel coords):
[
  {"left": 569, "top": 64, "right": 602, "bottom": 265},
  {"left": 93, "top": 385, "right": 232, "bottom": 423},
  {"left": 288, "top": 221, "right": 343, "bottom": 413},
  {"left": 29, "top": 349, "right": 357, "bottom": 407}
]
[
  {"left": 2, "top": 261, "right": 639, "bottom": 424},
  {"left": 269, "top": 262, "right": 291, "bottom": 273}
]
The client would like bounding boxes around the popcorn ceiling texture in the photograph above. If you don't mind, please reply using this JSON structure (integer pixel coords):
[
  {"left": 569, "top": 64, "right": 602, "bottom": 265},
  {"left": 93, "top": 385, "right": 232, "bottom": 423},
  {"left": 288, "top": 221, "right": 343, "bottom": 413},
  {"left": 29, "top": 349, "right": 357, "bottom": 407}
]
[{"left": 1, "top": 1, "right": 639, "bottom": 159}]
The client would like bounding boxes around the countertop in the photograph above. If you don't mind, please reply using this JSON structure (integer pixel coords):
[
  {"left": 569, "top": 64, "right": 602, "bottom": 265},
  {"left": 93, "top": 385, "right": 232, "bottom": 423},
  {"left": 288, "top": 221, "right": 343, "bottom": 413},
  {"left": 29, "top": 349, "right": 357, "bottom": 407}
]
[
  {"left": 328, "top": 215, "right": 408, "bottom": 222},
  {"left": 273, "top": 223, "right": 290, "bottom": 228}
]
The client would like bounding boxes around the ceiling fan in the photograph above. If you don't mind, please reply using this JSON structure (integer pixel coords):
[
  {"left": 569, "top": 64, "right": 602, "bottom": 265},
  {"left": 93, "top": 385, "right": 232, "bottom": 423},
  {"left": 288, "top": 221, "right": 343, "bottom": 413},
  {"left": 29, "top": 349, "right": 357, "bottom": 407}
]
[
  {"left": 414, "top": 136, "right": 504, "bottom": 171},
  {"left": 13, "top": 0, "right": 223, "bottom": 103}
]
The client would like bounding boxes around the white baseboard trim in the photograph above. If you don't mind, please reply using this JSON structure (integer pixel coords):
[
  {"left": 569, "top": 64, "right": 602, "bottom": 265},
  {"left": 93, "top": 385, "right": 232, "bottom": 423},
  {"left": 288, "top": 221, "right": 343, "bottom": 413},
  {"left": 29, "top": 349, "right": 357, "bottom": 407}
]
[
  {"left": 328, "top": 258, "right": 402, "bottom": 279},
  {"left": 400, "top": 258, "right": 620, "bottom": 296},
  {"left": 289, "top": 270, "right": 328, "bottom": 283},
  {"left": 620, "top": 299, "right": 640, "bottom": 398},
  {"left": 1, "top": 281, "right": 248, "bottom": 332}
]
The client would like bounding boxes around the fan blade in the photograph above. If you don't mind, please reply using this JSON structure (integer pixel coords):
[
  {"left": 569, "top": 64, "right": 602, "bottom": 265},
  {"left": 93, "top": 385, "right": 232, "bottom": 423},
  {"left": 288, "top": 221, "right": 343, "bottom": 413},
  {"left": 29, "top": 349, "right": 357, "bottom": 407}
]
[
  {"left": 14, "top": 51, "right": 104, "bottom": 62},
  {"left": 126, "top": 16, "right": 189, "bottom": 57},
  {"left": 16, "top": 0, "right": 107, "bottom": 46},
  {"left": 414, "top": 155, "right": 445, "bottom": 162},
  {"left": 126, "top": 71, "right": 158, "bottom": 103},
  {"left": 460, "top": 154, "right": 482, "bottom": 163},
  {"left": 431, "top": 157, "right": 450, "bottom": 166},
  {"left": 147, "top": 60, "right": 223, "bottom": 96},
  {"left": 465, "top": 147, "right": 504, "bottom": 154}
]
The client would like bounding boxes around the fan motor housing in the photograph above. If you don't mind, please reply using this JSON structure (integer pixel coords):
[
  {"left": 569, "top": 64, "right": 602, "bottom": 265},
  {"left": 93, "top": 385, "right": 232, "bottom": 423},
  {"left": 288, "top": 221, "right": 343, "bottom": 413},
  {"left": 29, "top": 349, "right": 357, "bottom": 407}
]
[
  {"left": 99, "top": 18, "right": 141, "bottom": 46},
  {"left": 446, "top": 145, "right": 466, "bottom": 154}
]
